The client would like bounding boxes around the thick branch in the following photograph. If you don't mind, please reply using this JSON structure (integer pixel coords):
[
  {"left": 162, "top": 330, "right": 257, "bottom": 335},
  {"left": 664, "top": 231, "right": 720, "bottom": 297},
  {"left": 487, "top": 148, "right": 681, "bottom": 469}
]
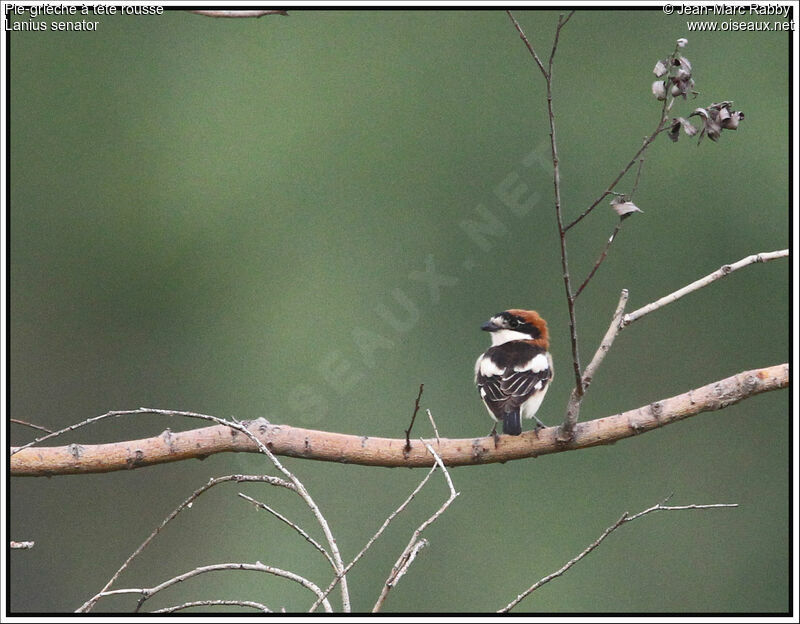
[{"left": 11, "top": 364, "right": 787, "bottom": 476}]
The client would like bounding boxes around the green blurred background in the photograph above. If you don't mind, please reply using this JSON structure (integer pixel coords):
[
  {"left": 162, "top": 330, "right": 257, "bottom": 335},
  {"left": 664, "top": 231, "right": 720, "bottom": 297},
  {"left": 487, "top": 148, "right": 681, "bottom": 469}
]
[{"left": 8, "top": 7, "right": 790, "bottom": 614}]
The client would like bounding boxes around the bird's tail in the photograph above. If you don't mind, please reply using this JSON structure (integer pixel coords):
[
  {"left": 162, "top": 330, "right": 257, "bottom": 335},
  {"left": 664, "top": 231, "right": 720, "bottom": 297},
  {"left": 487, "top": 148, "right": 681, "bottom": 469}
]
[{"left": 502, "top": 411, "right": 522, "bottom": 436}]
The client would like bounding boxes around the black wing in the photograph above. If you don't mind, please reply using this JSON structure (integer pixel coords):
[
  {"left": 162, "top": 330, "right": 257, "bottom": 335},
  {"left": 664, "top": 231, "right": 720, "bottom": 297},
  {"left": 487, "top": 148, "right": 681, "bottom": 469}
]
[{"left": 476, "top": 342, "right": 552, "bottom": 421}]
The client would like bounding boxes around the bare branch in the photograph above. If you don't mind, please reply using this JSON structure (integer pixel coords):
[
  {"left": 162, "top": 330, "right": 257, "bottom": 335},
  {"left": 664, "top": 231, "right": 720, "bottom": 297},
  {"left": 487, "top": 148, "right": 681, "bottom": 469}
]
[
  {"left": 10, "top": 409, "right": 143, "bottom": 456},
  {"left": 10, "top": 419, "right": 52, "bottom": 433},
  {"left": 309, "top": 463, "right": 440, "bottom": 612},
  {"left": 426, "top": 409, "right": 441, "bottom": 445},
  {"left": 506, "top": 11, "right": 548, "bottom": 79},
  {"left": 579, "top": 288, "right": 629, "bottom": 391},
  {"left": 560, "top": 289, "right": 628, "bottom": 440},
  {"left": 567, "top": 112, "right": 674, "bottom": 231},
  {"left": 93, "top": 562, "right": 332, "bottom": 613},
  {"left": 372, "top": 442, "right": 459, "bottom": 613},
  {"left": 630, "top": 147, "right": 647, "bottom": 197},
  {"left": 80, "top": 409, "right": 352, "bottom": 612},
  {"left": 623, "top": 249, "right": 789, "bottom": 327},
  {"left": 14, "top": 363, "right": 788, "bottom": 474},
  {"left": 499, "top": 498, "right": 738, "bottom": 612},
  {"left": 404, "top": 383, "right": 425, "bottom": 454},
  {"left": 72, "top": 409, "right": 349, "bottom": 611},
  {"left": 558, "top": 248, "right": 788, "bottom": 440},
  {"left": 238, "top": 493, "right": 336, "bottom": 571},
  {"left": 77, "top": 474, "right": 294, "bottom": 613},
  {"left": 150, "top": 599, "right": 272, "bottom": 613},
  {"left": 573, "top": 219, "right": 625, "bottom": 299},
  {"left": 548, "top": 11, "right": 576, "bottom": 74},
  {"left": 570, "top": 143, "right": 645, "bottom": 299},
  {"left": 565, "top": 76, "right": 674, "bottom": 233},
  {"left": 391, "top": 539, "right": 428, "bottom": 585},
  {"left": 507, "top": 9, "right": 583, "bottom": 394}
]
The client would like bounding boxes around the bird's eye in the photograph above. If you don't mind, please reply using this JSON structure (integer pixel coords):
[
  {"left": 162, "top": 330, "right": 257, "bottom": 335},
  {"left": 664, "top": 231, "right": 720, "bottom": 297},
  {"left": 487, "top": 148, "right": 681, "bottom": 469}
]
[{"left": 508, "top": 318, "right": 520, "bottom": 328}]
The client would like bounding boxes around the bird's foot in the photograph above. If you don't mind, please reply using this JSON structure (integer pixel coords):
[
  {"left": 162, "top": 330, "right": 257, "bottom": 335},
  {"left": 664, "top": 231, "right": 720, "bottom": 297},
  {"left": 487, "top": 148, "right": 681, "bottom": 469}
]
[{"left": 488, "top": 424, "right": 500, "bottom": 449}]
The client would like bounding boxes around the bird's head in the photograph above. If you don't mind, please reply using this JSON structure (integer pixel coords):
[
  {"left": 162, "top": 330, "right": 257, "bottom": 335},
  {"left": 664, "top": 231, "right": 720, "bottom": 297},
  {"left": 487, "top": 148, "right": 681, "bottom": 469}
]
[{"left": 481, "top": 309, "right": 549, "bottom": 348}]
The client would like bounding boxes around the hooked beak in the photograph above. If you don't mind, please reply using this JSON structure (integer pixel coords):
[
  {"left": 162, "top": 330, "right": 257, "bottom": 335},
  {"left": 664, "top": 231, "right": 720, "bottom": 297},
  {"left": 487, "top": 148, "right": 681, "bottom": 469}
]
[{"left": 481, "top": 319, "right": 499, "bottom": 332}]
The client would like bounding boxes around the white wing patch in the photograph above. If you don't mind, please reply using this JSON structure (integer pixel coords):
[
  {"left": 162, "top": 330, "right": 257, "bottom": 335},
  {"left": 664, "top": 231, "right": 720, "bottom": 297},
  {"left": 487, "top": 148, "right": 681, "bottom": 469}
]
[
  {"left": 513, "top": 352, "right": 550, "bottom": 373},
  {"left": 478, "top": 356, "right": 505, "bottom": 378}
]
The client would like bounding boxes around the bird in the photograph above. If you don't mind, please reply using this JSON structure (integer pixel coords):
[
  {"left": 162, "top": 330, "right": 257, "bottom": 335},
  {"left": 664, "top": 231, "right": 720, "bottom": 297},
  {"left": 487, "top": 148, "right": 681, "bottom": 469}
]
[{"left": 474, "top": 309, "right": 554, "bottom": 443}]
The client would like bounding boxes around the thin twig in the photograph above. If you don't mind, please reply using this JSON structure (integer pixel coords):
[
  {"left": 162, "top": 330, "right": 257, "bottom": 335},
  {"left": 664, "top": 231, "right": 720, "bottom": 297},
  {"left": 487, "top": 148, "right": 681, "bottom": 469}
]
[
  {"left": 506, "top": 10, "right": 548, "bottom": 79},
  {"left": 404, "top": 383, "right": 425, "bottom": 453},
  {"left": 559, "top": 290, "right": 628, "bottom": 441},
  {"left": 150, "top": 599, "right": 272, "bottom": 613},
  {"left": 238, "top": 493, "right": 336, "bottom": 570},
  {"left": 630, "top": 148, "right": 647, "bottom": 198},
  {"left": 571, "top": 136, "right": 646, "bottom": 302},
  {"left": 571, "top": 144, "right": 646, "bottom": 300},
  {"left": 560, "top": 247, "right": 788, "bottom": 440},
  {"left": 507, "top": 10, "right": 584, "bottom": 394},
  {"left": 426, "top": 409, "right": 441, "bottom": 445},
  {"left": 578, "top": 289, "right": 628, "bottom": 393},
  {"left": 77, "top": 474, "right": 294, "bottom": 613},
  {"left": 308, "top": 463, "right": 440, "bottom": 612},
  {"left": 565, "top": 40, "right": 684, "bottom": 234},
  {"left": 564, "top": 128, "right": 667, "bottom": 232},
  {"left": 372, "top": 442, "right": 459, "bottom": 613},
  {"left": 97, "top": 409, "right": 352, "bottom": 612},
  {"left": 548, "top": 11, "right": 576, "bottom": 74},
  {"left": 392, "top": 539, "right": 428, "bottom": 585},
  {"left": 623, "top": 249, "right": 788, "bottom": 326},
  {"left": 10, "top": 419, "right": 52, "bottom": 433},
  {"left": 11, "top": 409, "right": 142, "bottom": 456},
  {"left": 68, "top": 407, "right": 347, "bottom": 612},
  {"left": 499, "top": 497, "right": 738, "bottom": 612},
  {"left": 573, "top": 220, "right": 625, "bottom": 299},
  {"left": 96, "top": 562, "right": 332, "bottom": 613}
]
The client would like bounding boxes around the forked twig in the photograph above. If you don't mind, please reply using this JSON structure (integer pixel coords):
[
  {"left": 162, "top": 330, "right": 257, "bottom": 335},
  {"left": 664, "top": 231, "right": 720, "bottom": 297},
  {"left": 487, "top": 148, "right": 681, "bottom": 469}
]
[
  {"left": 426, "top": 409, "right": 441, "bottom": 445},
  {"left": 97, "top": 562, "right": 332, "bottom": 613},
  {"left": 308, "top": 462, "right": 441, "bottom": 612},
  {"left": 150, "top": 599, "right": 272, "bottom": 613},
  {"left": 238, "top": 493, "right": 336, "bottom": 570},
  {"left": 560, "top": 289, "right": 628, "bottom": 440},
  {"left": 10, "top": 419, "right": 53, "bottom": 433},
  {"left": 77, "top": 474, "right": 294, "bottom": 613},
  {"left": 623, "top": 249, "right": 788, "bottom": 326},
  {"left": 499, "top": 496, "right": 738, "bottom": 612},
  {"left": 507, "top": 9, "right": 583, "bottom": 395},
  {"left": 79, "top": 409, "right": 348, "bottom": 612},
  {"left": 560, "top": 248, "right": 788, "bottom": 440},
  {"left": 404, "top": 383, "right": 425, "bottom": 453},
  {"left": 372, "top": 442, "right": 459, "bottom": 612},
  {"left": 573, "top": 220, "right": 625, "bottom": 299}
]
